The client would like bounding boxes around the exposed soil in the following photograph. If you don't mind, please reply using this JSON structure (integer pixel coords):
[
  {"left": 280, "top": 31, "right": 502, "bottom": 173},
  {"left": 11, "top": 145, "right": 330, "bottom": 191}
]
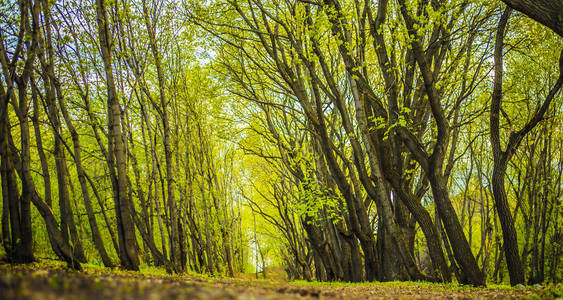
[{"left": 0, "top": 262, "right": 559, "bottom": 299}]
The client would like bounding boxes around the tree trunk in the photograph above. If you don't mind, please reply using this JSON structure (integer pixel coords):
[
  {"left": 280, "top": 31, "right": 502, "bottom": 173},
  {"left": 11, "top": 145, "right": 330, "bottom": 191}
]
[
  {"left": 429, "top": 173, "right": 484, "bottom": 285},
  {"left": 95, "top": 0, "right": 139, "bottom": 271},
  {"left": 16, "top": 90, "right": 33, "bottom": 264},
  {"left": 8, "top": 129, "right": 82, "bottom": 270},
  {"left": 58, "top": 85, "right": 114, "bottom": 268},
  {"left": 500, "top": 0, "right": 563, "bottom": 37},
  {"left": 0, "top": 120, "right": 25, "bottom": 262}
]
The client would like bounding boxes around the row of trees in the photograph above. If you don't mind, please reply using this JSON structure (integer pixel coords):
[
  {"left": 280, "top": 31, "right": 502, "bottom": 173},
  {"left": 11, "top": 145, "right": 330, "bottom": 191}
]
[
  {"left": 0, "top": 0, "right": 561, "bottom": 287},
  {"left": 1, "top": 0, "right": 246, "bottom": 277},
  {"left": 193, "top": 0, "right": 562, "bottom": 286}
]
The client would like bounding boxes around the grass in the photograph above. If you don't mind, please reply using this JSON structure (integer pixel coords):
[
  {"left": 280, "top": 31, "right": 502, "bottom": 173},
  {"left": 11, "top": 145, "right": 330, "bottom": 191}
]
[
  {"left": 291, "top": 278, "right": 560, "bottom": 292},
  {"left": 292, "top": 278, "right": 563, "bottom": 299}
]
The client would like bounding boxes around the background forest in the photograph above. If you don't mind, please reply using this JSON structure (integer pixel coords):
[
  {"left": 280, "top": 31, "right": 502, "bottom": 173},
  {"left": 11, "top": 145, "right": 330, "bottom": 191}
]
[{"left": 0, "top": 0, "right": 561, "bottom": 288}]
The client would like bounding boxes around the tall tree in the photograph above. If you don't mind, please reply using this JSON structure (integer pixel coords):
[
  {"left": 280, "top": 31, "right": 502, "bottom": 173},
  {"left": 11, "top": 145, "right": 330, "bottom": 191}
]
[
  {"left": 490, "top": 7, "right": 563, "bottom": 286},
  {"left": 95, "top": 0, "right": 140, "bottom": 271}
]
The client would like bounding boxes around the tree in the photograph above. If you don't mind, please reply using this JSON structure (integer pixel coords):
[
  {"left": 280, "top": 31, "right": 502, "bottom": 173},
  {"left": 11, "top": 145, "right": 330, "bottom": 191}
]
[
  {"left": 95, "top": 0, "right": 140, "bottom": 271},
  {"left": 490, "top": 7, "right": 562, "bottom": 286}
]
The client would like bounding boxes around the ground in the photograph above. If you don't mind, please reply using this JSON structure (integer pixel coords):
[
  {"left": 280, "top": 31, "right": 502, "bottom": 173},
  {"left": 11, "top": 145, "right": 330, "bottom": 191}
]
[{"left": 0, "top": 261, "right": 560, "bottom": 299}]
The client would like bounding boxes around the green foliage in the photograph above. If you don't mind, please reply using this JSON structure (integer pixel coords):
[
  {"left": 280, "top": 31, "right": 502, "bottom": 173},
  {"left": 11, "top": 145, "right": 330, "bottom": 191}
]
[
  {"left": 0, "top": 0, "right": 561, "bottom": 287},
  {"left": 296, "top": 172, "right": 344, "bottom": 225}
]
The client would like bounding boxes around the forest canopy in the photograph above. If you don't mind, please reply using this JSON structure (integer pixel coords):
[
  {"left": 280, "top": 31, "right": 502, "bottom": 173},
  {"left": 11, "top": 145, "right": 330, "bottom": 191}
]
[{"left": 0, "top": 0, "right": 561, "bottom": 288}]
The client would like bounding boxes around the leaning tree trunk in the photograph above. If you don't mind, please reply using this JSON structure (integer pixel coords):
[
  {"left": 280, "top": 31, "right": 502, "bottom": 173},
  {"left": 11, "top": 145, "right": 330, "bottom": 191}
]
[
  {"left": 7, "top": 126, "right": 82, "bottom": 270},
  {"left": 39, "top": 0, "right": 88, "bottom": 264},
  {"left": 500, "top": 0, "right": 563, "bottom": 37},
  {"left": 428, "top": 172, "right": 485, "bottom": 285},
  {"left": 42, "top": 63, "right": 86, "bottom": 264},
  {"left": 58, "top": 84, "right": 114, "bottom": 268}
]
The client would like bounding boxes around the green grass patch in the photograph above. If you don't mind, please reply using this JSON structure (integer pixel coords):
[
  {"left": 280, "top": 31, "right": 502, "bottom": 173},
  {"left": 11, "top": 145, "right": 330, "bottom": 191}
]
[{"left": 291, "top": 279, "right": 518, "bottom": 292}]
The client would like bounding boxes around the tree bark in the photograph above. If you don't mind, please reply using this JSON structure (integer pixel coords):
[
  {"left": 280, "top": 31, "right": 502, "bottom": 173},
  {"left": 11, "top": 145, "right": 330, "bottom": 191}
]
[
  {"left": 500, "top": 0, "right": 563, "bottom": 37},
  {"left": 490, "top": 7, "right": 563, "bottom": 285},
  {"left": 95, "top": 0, "right": 139, "bottom": 271}
]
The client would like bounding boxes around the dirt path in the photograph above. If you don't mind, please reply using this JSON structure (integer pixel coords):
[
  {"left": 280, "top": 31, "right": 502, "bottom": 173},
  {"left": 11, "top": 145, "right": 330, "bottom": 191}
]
[{"left": 0, "top": 262, "right": 558, "bottom": 299}]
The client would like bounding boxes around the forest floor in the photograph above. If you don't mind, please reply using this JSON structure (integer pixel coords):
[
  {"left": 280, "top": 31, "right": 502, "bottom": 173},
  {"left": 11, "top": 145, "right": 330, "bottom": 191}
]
[{"left": 0, "top": 260, "right": 561, "bottom": 299}]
